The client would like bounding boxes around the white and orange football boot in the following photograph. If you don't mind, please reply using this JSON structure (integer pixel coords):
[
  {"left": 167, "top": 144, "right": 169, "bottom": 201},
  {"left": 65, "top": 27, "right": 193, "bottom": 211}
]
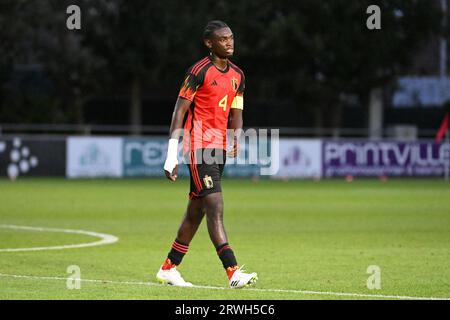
[
  {"left": 227, "top": 265, "right": 258, "bottom": 289},
  {"left": 156, "top": 258, "right": 193, "bottom": 287}
]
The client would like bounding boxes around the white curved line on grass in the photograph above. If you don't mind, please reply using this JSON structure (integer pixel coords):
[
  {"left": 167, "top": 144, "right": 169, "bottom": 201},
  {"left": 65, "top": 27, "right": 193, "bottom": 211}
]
[
  {"left": 0, "top": 273, "right": 448, "bottom": 300},
  {"left": 0, "top": 224, "right": 118, "bottom": 252}
]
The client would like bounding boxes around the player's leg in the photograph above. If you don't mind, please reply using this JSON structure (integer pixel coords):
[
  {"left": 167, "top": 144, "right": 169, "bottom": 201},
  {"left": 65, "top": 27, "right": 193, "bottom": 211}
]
[
  {"left": 202, "top": 192, "right": 238, "bottom": 271},
  {"left": 161, "top": 150, "right": 206, "bottom": 264},
  {"left": 191, "top": 149, "right": 240, "bottom": 275},
  {"left": 202, "top": 192, "right": 228, "bottom": 247},
  {"left": 156, "top": 198, "right": 204, "bottom": 286},
  {"left": 175, "top": 197, "right": 205, "bottom": 245},
  {"left": 166, "top": 197, "right": 204, "bottom": 267},
  {"left": 202, "top": 191, "right": 258, "bottom": 288},
  {"left": 155, "top": 154, "right": 205, "bottom": 287}
]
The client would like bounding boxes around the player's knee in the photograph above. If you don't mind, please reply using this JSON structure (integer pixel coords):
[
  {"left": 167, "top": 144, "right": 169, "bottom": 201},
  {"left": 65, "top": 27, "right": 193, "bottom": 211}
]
[
  {"left": 186, "top": 210, "right": 204, "bottom": 225},
  {"left": 186, "top": 215, "right": 201, "bottom": 226},
  {"left": 207, "top": 205, "right": 223, "bottom": 222}
]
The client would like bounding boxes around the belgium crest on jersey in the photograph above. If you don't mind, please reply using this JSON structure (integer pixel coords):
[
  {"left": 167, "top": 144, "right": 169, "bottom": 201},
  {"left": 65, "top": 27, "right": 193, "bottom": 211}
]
[
  {"left": 203, "top": 175, "right": 214, "bottom": 189},
  {"left": 231, "top": 77, "right": 238, "bottom": 91}
]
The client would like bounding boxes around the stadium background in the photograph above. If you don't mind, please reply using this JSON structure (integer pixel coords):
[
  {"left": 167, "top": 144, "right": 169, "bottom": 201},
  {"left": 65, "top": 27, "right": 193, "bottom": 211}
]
[
  {"left": 1, "top": 0, "right": 450, "bottom": 301},
  {"left": 1, "top": 0, "right": 449, "bottom": 179}
]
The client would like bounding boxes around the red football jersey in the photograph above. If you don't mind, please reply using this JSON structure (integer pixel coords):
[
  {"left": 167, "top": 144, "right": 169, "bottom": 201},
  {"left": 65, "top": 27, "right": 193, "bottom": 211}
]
[{"left": 178, "top": 55, "right": 245, "bottom": 153}]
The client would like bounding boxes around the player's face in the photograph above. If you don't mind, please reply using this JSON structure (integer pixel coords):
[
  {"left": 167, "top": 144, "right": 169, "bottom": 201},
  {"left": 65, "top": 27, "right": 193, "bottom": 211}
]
[{"left": 206, "top": 27, "right": 234, "bottom": 59}]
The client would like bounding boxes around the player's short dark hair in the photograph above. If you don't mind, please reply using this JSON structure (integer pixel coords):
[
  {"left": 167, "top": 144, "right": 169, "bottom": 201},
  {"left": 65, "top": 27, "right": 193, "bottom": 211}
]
[{"left": 203, "top": 20, "right": 229, "bottom": 39}]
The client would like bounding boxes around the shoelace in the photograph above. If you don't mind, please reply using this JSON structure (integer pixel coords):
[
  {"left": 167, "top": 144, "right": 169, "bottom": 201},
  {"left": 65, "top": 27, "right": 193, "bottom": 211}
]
[
  {"left": 169, "top": 268, "right": 180, "bottom": 275},
  {"left": 238, "top": 264, "right": 246, "bottom": 274},
  {"left": 169, "top": 268, "right": 187, "bottom": 282},
  {"left": 231, "top": 265, "right": 248, "bottom": 279}
]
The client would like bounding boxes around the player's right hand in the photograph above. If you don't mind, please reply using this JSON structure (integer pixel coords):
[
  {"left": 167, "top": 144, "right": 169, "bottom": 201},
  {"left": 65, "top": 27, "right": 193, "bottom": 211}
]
[
  {"left": 164, "top": 138, "right": 179, "bottom": 182},
  {"left": 163, "top": 151, "right": 178, "bottom": 182},
  {"left": 164, "top": 164, "right": 178, "bottom": 182}
]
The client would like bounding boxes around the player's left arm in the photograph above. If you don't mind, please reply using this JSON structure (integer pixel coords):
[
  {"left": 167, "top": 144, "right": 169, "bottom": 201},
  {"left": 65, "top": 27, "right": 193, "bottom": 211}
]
[
  {"left": 228, "top": 108, "right": 243, "bottom": 158},
  {"left": 228, "top": 72, "right": 245, "bottom": 157}
]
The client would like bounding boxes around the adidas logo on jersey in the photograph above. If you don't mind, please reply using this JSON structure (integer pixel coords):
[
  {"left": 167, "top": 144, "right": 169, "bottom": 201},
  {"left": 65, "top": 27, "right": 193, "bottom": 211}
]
[{"left": 211, "top": 80, "right": 218, "bottom": 86}]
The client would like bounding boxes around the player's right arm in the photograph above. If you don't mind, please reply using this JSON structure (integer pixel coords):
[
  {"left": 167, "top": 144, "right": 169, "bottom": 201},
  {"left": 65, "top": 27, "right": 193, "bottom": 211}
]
[
  {"left": 164, "top": 69, "right": 202, "bottom": 182},
  {"left": 164, "top": 97, "right": 192, "bottom": 182}
]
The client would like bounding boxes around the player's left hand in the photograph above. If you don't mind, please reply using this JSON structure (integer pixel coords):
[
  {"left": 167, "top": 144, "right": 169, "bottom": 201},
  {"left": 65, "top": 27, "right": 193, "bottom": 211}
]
[{"left": 227, "top": 137, "right": 238, "bottom": 158}]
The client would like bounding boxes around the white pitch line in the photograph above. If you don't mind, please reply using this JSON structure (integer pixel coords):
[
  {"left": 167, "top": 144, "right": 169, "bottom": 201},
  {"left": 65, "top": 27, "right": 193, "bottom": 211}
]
[
  {"left": 0, "top": 273, "right": 449, "bottom": 300},
  {"left": 0, "top": 225, "right": 118, "bottom": 252}
]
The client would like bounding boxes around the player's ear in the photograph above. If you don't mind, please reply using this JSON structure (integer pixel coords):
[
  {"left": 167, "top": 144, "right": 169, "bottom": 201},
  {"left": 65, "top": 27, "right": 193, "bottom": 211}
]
[{"left": 204, "top": 38, "right": 212, "bottom": 50}]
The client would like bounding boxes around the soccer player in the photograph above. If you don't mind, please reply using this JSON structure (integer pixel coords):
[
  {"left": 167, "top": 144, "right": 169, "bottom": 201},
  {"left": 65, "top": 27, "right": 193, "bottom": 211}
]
[{"left": 156, "top": 21, "right": 258, "bottom": 289}]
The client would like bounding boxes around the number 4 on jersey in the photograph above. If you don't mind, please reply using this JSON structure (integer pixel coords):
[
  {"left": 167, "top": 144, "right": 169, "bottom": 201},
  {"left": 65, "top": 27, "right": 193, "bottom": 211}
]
[{"left": 219, "top": 95, "right": 228, "bottom": 111}]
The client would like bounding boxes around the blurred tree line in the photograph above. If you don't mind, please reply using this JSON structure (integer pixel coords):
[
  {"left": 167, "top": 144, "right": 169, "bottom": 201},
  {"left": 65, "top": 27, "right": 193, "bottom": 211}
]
[{"left": 0, "top": 0, "right": 441, "bottom": 132}]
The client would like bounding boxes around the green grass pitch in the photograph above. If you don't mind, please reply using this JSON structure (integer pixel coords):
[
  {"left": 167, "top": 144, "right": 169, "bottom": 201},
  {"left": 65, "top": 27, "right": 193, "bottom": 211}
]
[{"left": 0, "top": 178, "right": 449, "bottom": 300}]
